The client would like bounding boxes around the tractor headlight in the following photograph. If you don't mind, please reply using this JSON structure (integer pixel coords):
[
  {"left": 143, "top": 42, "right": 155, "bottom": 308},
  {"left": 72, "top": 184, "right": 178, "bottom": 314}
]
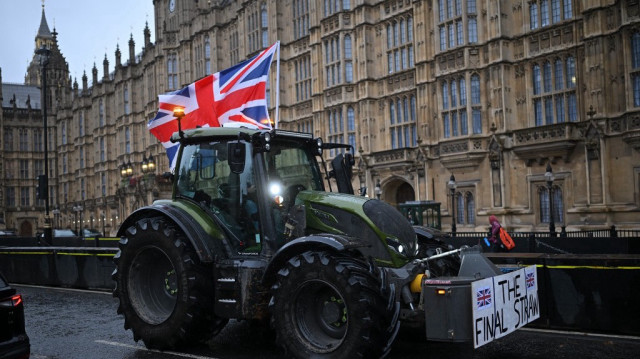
[
  {"left": 269, "top": 181, "right": 284, "bottom": 205},
  {"left": 386, "top": 237, "right": 406, "bottom": 255}
]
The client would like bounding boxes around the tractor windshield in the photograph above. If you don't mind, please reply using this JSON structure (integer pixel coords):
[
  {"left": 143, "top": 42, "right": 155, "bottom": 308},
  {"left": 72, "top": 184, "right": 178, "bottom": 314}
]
[{"left": 262, "top": 137, "right": 325, "bottom": 202}]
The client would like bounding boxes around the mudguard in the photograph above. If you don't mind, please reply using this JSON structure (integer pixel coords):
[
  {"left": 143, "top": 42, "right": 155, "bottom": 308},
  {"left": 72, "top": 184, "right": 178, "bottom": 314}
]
[
  {"left": 117, "top": 202, "right": 229, "bottom": 263},
  {"left": 262, "top": 234, "right": 369, "bottom": 285}
]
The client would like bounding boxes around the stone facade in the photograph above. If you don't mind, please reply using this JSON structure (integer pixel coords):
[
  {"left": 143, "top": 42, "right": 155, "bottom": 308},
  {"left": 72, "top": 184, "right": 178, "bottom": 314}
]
[{"left": 1, "top": 0, "right": 639, "bottom": 236}]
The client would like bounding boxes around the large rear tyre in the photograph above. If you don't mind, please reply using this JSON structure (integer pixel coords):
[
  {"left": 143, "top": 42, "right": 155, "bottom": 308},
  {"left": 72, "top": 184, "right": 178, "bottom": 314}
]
[
  {"left": 112, "top": 217, "right": 227, "bottom": 349},
  {"left": 269, "top": 251, "right": 400, "bottom": 358}
]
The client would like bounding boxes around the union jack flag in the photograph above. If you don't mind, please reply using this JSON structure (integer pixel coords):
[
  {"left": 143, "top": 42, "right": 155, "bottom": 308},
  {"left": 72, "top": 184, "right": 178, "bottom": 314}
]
[
  {"left": 526, "top": 272, "right": 536, "bottom": 289},
  {"left": 476, "top": 287, "right": 492, "bottom": 309},
  {"left": 148, "top": 42, "right": 279, "bottom": 169}
]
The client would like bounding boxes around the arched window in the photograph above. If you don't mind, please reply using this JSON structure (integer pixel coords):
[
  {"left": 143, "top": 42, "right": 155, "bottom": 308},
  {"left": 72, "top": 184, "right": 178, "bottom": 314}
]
[
  {"left": 390, "top": 101, "right": 395, "bottom": 124},
  {"left": 632, "top": 32, "right": 640, "bottom": 106},
  {"left": 466, "top": 193, "right": 475, "bottom": 225},
  {"left": 347, "top": 107, "right": 355, "bottom": 131},
  {"left": 456, "top": 193, "right": 464, "bottom": 224},
  {"left": 344, "top": 35, "right": 352, "bottom": 59},
  {"left": 261, "top": 3, "right": 268, "bottom": 47},
  {"left": 539, "top": 185, "right": 563, "bottom": 224},
  {"left": 204, "top": 36, "right": 211, "bottom": 75}
]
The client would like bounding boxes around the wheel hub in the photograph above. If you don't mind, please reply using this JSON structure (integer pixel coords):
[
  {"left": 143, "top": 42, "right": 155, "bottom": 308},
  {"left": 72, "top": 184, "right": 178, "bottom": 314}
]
[{"left": 322, "top": 299, "right": 342, "bottom": 324}]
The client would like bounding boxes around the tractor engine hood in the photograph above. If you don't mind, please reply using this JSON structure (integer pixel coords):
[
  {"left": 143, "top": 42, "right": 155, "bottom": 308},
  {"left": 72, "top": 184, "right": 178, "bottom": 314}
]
[{"left": 294, "top": 190, "right": 418, "bottom": 265}]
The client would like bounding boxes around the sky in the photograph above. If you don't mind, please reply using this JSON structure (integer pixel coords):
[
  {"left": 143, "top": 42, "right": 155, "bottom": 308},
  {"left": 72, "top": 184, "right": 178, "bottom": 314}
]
[{"left": 0, "top": 0, "right": 155, "bottom": 85}]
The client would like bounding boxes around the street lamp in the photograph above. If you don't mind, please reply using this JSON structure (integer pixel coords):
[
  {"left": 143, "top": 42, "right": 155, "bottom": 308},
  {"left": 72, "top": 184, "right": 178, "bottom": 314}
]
[
  {"left": 374, "top": 180, "right": 382, "bottom": 200},
  {"left": 544, "top": 163, "right": 556, "bottom": 237},
  {"left": 36, "top": 44, "right": 52, "bottom": 244},
  {"left": 141, "top": 154, "right": 156, "bottom": 174},
  {"left": 448, "top": 174, "right": 457, "bottom": 235}
]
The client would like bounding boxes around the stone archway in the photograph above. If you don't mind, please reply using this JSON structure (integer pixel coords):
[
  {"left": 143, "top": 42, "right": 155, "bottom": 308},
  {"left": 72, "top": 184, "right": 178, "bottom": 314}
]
[
  {"left": 19, "top": 220, "right": 33, "bottom": 237},
  {"left": 396, "top": 182, "right": 415, "bottom": 204},
  {"left": 380, "top": 177, "right": 415, "bottom": 207}
]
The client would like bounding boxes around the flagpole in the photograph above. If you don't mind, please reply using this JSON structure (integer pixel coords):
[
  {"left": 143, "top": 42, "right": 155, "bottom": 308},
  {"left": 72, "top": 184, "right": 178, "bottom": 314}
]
[{"left": 274, "top": 41, "right": 281, "bottom": 129}]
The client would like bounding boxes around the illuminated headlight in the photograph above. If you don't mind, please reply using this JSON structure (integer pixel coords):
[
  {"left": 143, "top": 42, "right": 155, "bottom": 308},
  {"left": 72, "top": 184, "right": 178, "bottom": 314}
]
[
  {"left": 315, "top": 138, "right": 323, "bottom": 155},
  {"left": 264, "top": 132, "right": 271, "bottom": 143},
  {"left": 269, "top": 182, "right": 282, "bottom": 196},
  {"left": 386, "top": 237, "right": 405, "bottom": 255}
]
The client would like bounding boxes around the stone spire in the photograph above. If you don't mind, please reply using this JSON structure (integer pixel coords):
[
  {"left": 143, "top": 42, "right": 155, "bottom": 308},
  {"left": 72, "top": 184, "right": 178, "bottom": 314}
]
[
  {"left": 103, "top": 54, "right": 109, "bottom": 81},
  {"left": 35, "top": 1, "right": 53, "bottom": 50},
  {"left": 144, "top": 21, "right": 151, "bottom": 50},
  {"left": 128, "top": 34, "right": 135, "bottom": 65},
  {"left": 115, "top": 44, "right": 122, "bottom": 68},
  {"left": 92, "top": 63, "right": 98, "bottom": 86},
  {"left": 82, "top": 71, "right": 88, "bottom": 92}
]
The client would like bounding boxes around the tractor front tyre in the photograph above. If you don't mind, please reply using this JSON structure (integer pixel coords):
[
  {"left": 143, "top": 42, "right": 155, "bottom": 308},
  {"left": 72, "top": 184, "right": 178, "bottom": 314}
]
[
  {"left": 112, "top": 217, "right": 226, "bottom": 349},
  {"left": 269, "top": 251, "right": 400, "bottom": 359}
]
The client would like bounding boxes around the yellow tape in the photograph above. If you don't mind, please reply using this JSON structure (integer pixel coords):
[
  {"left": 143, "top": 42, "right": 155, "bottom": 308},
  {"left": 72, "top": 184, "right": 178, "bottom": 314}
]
[{"left": 55, "top": 252, "right": 116, "bottom": 257}]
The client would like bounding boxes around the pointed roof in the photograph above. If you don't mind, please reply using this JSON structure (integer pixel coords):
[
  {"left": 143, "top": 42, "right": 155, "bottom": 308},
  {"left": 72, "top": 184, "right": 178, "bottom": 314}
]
[{"left": 37, "top": 5, "right": 53, "bottom": 40}]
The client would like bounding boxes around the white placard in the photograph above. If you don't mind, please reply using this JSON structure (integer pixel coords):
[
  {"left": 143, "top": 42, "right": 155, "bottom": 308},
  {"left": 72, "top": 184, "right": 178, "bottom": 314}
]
[{"left": 472, "top": 266, "right": 540, "bottom": 348}]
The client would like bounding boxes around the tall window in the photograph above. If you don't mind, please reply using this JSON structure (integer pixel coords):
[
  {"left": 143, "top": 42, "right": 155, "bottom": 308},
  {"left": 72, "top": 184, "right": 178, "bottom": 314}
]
[
  {"left": 530, "top": 0, "right": 572, "bottom": 29},
  {"left": 101, "top": 173, "right": 107, "bottom": 196},
  {"left": 19, "top": 160, "right": 29, "bottom": 179},
  {"left": 100, "top": 138, "right": 106, "bottom": 162},
  {"left": 295, "top": 55, "right": 312, "bottom": 101},
  {"left": 455, "top": 191, "right": 476, "bottom": 225},
  {"left": 324, "top": 0, "right": 349, "bottom": 16},
  {"left": 470, "top": 74, "right": 482, "bottom": 134},
  {"left": 33, "top": 129, "right": 44, "bottom": 152},
  {"left": 293, "top": 0, "right": 309, "bottom": 40},
  {"left": 632, "top": 32, "right": 640, "bottom": 107},
  {"left": 20, "top": 187, "right": 30, "bottom": 207},
  {"left": 532, "top": 56, "right": 577, "bottom": 125},
  {"left": 230, "top": 29, "right": 239, "bottom": 65},
  {"left": 125, "top": 127, "right": 131, "bottom": 154},
  {"left": 61, "top": 121, "right": 67, "bottom": 145},
  {"left": 344, "top": 35, "right": 353, "bottom": 83},
  {"left": 248, "top": 2, "right": 268, "bottom": 52},
  {"left": 438, "top": 0, "right": 477, "bottom": 52},
  {"left": 19, "top": 129, "right": 28, "bottom": 151},
  {"left": 327, "top": 108, "right": 344, "bottom": 156},
  {"left": 81, "top": 178, "right": 86, "bottom": 200},
  {"left": 261, "top": 3, "right": 268, "bottom": 47},
  {"left": 441, "top": 78, "right": 469, "bottom": 138},
  {"left": 324, "top": 36, "right": 344, "bottom": 87},
  {"left": 99, "top": 99, "right": 104, "bottom": 126},
  {"left": 167, "top": 53, "right": 178, "bottom": 90},
  {"left": 79, "top": 111, "right": 85, "bottom": 136},
  {"left": 390, "top": 95, "right": 417, "bottom": 149},
  {"left": 6, "top": 188, "right": 15, "bottom": 207},
  {"left": 79, "top": 147, "right": 85, "bottom": 168},
  {"left": 387, "top": 17, "right": 414, "bottom": 73},
  {"left": 204, "top": 36, "right": 211, "bottom": 75},
  {"left": 539, "top": 185, "right": 564, "bottom": 224},
  {"left": 123, "top": 87, "right": 130, "bottom": 115},
  {"left": 347, "top": 106, "right": 356, "bottom": 150},
  {"left": 3, "top": 129, "right": 12, "bottom": 150}
]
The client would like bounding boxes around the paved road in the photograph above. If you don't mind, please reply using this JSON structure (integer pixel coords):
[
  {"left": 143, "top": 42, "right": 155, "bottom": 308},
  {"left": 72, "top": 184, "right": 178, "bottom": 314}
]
[{"left": 17, "top": 284, "right": 640, "bottom": 359}]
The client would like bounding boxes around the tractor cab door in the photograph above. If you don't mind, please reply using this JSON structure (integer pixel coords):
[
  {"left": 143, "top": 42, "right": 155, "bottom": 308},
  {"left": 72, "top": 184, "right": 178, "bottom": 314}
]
[{"left": 176, "top": 140, "right": 262, "bottom": 253}]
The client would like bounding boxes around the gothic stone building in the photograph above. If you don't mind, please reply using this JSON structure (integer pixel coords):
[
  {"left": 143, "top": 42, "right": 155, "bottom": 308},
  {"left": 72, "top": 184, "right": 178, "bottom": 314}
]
[{"left": 1, "top": 0, "right": 639, "bottom": 236}]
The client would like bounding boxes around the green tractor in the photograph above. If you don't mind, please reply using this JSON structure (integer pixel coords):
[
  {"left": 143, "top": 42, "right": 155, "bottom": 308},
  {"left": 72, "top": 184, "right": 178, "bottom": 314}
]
[{"left": 113, "top": 127, "right": 524, "bottom": 358}]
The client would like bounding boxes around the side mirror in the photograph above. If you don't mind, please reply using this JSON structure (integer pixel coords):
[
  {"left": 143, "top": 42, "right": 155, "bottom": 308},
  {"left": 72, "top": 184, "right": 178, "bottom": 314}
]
[
  {"left": 228, "top": 141, "right": 246, "bottom": 174},
  {"left": 330, "top": 153, "right": 354, "bottom": 195}
]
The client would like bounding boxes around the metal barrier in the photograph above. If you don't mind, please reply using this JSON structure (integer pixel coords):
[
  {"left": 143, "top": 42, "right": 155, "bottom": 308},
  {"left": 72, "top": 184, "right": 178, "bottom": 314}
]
[{"left": 1, "top": 235, "right": 639, "bottom": 337}]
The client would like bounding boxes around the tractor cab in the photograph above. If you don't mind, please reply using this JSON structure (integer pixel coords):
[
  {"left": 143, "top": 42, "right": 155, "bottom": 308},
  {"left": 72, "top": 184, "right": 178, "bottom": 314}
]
[{"left": 172, "top": 128, "right": 329, "bottom": 254}]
